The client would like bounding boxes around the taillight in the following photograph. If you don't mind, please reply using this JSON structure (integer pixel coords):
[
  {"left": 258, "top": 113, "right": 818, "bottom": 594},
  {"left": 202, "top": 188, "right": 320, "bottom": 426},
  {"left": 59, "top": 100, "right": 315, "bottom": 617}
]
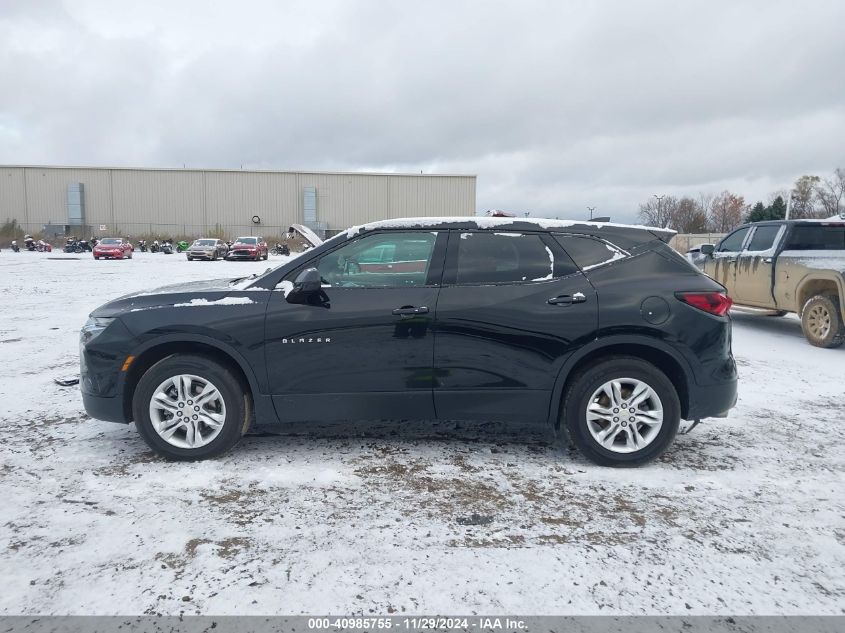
[{"left": 676, "top": 292, "right": 733, "bottom": 316}]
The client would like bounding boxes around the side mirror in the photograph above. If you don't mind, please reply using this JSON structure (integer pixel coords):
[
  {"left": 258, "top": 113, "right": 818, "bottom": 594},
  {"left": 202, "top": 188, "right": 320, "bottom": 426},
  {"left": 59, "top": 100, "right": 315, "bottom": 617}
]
[
  {"left": 292, "top": 267, "right": 322, "bottom": 294},
  {"left": 700, "top": 244, "right": 715, "bottom": 256}
]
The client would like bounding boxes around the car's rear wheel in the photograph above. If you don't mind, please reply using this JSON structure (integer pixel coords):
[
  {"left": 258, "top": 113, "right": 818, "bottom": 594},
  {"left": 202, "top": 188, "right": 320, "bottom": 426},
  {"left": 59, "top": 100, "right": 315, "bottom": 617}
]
[
  {"left": 132, "top": 354, "right": 251, "bottom": 460},
  {"left": 801, "top": 294, "right": 844, "bottom": 348},
  {"left": 561, "top": 356, "right": 681, "bottom": 467}
]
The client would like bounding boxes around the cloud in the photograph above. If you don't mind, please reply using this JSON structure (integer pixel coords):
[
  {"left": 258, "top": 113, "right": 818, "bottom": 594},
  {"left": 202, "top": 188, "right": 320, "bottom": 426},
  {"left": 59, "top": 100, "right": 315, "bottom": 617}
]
[{"left": 1, "top": 0, "right": 844, "bottom": 222}]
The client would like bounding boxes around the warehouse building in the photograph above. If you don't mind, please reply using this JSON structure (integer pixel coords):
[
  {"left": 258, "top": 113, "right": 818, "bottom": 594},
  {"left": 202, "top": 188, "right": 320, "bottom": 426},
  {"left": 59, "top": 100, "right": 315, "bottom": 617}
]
[{"left": 0, "top": 165, "right": 476, "bottom": 240}]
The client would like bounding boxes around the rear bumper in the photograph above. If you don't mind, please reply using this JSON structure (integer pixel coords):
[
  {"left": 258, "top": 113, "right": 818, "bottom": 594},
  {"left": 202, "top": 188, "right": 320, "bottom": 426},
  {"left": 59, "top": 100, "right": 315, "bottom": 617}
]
[
  {"left": 82, "top": 390, "right": 128, "bottom": 423},
  {"left": 687, "top": 379, "right": 738, "bottom": 420}
]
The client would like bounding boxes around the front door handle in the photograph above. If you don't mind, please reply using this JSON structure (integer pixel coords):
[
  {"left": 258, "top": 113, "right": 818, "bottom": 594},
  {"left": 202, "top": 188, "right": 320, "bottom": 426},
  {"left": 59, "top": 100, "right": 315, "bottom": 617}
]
[
  {"left": 548, "top": 292, "right": 586, "bottom": 306},
  {"left": 392, "top": 306, "right": 429, "bottom": 316},
  {"left": 763, "top": 257, "right": 773, "bottom": 263}
]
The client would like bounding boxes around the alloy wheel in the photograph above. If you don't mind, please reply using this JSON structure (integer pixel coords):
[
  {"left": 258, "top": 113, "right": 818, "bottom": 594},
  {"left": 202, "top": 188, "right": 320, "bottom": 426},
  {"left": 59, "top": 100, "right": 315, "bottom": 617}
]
[
  {"left": 148, "top": 374, "right": 227, "bottom": 449},
  {"left": 585, "top": 378, "right": 664, "bottom": 454}
]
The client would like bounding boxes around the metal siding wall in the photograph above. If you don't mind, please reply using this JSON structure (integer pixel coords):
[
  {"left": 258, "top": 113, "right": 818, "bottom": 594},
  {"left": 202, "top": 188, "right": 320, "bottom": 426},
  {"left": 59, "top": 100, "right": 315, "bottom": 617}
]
[
  {"left": 111, "top": 169, "right": 204, "bottom": 235},
  {"left": 22, "top": 168, "right": 112, "bottom": 231},
  {"left": 0, "top": 168, "right": 27, "bottom": 227},
  {"left": 0, "top": 167, "right": 476, "bottom": 236}
]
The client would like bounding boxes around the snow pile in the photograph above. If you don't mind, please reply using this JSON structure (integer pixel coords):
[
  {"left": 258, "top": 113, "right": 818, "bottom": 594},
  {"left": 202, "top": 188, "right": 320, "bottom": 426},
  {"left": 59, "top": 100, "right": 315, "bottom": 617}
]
[
  {"left": 345, "top": 216, "right": 675, "bottom": 238},
  {"left": 173, "top": 297, "right": 255, "bottom": 307}
]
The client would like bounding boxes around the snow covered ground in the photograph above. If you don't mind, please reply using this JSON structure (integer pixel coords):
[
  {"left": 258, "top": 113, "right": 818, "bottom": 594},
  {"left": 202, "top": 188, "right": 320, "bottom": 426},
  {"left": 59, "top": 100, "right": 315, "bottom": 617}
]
[{"left": 0, "top": 250, "right": 842, "bottom": 616}]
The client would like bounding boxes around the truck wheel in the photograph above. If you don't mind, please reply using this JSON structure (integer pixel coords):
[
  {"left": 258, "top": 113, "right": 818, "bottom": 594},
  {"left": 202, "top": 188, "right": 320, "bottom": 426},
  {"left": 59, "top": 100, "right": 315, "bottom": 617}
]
[
  {"left": 801, "top": 294, "right": 844, "bottom": 348},
  {"left": 132, "top": 354, "right": 251, "bottom": 460},
  {"left": 561, "top": 356, "right": 681, "bottom": 467}
]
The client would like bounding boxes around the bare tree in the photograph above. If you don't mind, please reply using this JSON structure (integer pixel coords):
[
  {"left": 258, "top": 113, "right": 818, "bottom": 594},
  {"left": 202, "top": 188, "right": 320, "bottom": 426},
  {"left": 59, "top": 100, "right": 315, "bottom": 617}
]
[
  {"left": 790, "top": 175, "right": 823, "bottom": 219},
  {"left": 637, "top": 195, "right": 677, "bottom": 229},
  {"left": 816, "top": 168, "right": 845, "bottom": 217},
  {"left": 673, "top": 197, "right": 709, "bottom": 233},
  {"left": 708, "top": 191, "right": 746, "bottom": 232}
]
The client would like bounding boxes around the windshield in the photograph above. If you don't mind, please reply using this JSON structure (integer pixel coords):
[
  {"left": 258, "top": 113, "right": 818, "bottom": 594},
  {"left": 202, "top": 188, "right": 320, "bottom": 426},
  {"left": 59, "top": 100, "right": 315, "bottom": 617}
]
[
  {"left": 194, "top": 239, "right": 216, "bottom": 246},
  {"left": 100, "top": 238, "right": 122, "bottom": 245},
  {"left": 236, "top": 237, "right": 257, "bottom": 245}
]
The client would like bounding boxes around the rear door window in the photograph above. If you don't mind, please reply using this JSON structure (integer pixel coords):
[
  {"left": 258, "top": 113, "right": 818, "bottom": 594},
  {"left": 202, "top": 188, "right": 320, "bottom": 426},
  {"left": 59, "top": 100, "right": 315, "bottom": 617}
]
[
  {"left": 454, "top": 232, "right": 561, "bottom": 284},
  {"left": 745, "top": 225, "right": 782, "bottom": 252},
  {"left": 784, "top": 225, "right": 845, "bottom": 250}
]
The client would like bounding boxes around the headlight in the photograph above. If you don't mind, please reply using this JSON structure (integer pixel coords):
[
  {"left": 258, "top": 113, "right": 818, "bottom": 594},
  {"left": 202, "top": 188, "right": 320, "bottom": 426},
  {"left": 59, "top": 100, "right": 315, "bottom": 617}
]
[{"left": 80, "top": 316, "right": 115, "bottom": 345}]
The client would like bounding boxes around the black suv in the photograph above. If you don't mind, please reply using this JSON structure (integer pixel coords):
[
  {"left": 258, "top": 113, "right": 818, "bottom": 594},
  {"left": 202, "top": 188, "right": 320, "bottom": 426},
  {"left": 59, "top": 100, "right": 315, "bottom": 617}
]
[{"left": 80, "top": 217, "right": 738, "bottom": 466}]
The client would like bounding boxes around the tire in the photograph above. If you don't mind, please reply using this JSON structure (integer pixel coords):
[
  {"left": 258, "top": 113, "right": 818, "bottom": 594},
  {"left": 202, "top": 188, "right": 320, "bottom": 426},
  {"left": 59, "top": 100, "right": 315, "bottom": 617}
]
[
  {"left": 263, "top": 251, "right": 268, "bottom": 260},
  {"left": 132, "top": 354, "right": 251, "bottom": 460},
  {"left": 561, "top": 356, "right": 681, "bottom": 467},
  {"left": 128, "top": 251, "right": 133, "bottom": 259},
  {"left": 187, "top": 257, "right": 193, "bottom": 261},
  {"left": 801, "top": 294, "right": 844, "bottom": 349}
]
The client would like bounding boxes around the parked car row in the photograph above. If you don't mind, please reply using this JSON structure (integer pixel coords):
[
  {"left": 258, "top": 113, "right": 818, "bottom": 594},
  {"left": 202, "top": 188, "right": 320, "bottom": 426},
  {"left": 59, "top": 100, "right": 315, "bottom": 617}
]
[
  {"left": 86, "top": 236, "right": 274, "bottom": 261},
  {"left": 185, "top": 236, "right": 270, "bottom": 261}
]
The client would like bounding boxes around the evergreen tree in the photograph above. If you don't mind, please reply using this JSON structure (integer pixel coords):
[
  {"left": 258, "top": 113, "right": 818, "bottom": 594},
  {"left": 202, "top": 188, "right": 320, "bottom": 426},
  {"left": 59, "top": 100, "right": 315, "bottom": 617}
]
[
  {"left": 769, "top": 196, "right": 787, "bottom": 220},
  {"left": 745, "top": 202, "right": 768, "bottom": 223}
]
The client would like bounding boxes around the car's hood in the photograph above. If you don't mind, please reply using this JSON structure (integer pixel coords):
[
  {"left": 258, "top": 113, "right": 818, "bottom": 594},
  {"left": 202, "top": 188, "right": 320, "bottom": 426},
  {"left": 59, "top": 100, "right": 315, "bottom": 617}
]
[
  {"left": 231, "top": 242, "right": 257, "bottom": 248},
  {"left": 90, "top": 277, "right": 261, "bottom": 316}
]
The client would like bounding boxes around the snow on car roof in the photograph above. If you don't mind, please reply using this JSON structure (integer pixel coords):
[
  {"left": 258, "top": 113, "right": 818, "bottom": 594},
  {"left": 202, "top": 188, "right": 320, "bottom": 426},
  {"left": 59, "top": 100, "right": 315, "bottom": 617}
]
[{"left": 344, "top": 216, "right": 674, "bottom": 238}]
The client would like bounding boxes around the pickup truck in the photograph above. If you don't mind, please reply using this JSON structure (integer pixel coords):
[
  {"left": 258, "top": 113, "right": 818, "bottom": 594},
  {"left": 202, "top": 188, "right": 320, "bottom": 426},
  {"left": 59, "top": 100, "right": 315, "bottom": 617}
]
[{"left": 695, "top": 219, "right": 845, "bottom": 348}]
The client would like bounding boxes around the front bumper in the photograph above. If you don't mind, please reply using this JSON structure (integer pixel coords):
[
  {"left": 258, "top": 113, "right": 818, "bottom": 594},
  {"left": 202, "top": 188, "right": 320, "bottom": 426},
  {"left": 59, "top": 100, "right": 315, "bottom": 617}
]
[
  {"left": 187, "top": 251, "right": 215, "bottom": 259},
  {"left": 81, "top": 391, "right": 127, "bottom": 423},
  {"left": 227, "top": 250, "right": 259, "bottom": 259},
  {"left": 80, "top": 318, "right": 133, "bottom": 423}
]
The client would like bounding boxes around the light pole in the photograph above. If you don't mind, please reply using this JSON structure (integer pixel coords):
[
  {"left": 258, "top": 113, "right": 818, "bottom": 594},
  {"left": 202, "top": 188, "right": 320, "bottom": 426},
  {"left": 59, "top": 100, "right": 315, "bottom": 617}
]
[
  {"left": 587, "top": 206, "right": 596, "bottom": 220},
  {"left": 653, "top": 194, "right": 665, "bottom": 226}
]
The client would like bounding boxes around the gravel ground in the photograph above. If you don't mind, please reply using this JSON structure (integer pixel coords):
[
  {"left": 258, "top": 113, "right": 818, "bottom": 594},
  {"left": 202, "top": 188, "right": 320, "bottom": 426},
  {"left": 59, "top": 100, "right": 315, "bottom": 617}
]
[{"left": 0, "top": 251, "right": 843, "bottom": 615}]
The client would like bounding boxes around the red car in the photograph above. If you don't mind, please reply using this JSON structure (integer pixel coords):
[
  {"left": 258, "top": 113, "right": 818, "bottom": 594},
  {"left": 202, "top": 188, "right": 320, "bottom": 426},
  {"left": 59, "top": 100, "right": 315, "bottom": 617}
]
[
  {"left": 93, "top": 237, "right": 133, "bottom": 260},
  {"left": 225, "top": 236, "right": 268, "bottom": 261}
]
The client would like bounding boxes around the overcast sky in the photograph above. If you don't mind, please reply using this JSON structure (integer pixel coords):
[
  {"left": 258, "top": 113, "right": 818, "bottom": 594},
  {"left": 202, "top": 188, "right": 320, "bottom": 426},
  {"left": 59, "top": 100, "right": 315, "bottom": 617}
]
[{"left": 1, "top": 0, "right": 843, "bottom": 223}]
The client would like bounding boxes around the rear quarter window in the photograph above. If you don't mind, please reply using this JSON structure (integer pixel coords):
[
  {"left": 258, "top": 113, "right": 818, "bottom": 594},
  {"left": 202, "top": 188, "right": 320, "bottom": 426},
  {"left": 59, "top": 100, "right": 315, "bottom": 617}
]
[
  {"left": 784, "top": 225, "right": 845, "bottom": 250},
  {"left": 553, "top": 235, "right": 625, "bottom": 270}
]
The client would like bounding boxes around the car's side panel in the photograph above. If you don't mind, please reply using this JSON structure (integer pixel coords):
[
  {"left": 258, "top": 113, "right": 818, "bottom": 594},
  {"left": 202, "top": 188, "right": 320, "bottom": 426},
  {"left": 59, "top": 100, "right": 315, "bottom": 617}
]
[
  {"left": 733, "top": 225, "right": 785, "bottom": 308},
  {"left": 581, "top": 248, "right": 736, "bottom": 399},
  {"left": 432, "top": 231, "right": 598, "bottom": 423},
  {"left": 263, "top": 230, "right": 449, "bottom": 423}
]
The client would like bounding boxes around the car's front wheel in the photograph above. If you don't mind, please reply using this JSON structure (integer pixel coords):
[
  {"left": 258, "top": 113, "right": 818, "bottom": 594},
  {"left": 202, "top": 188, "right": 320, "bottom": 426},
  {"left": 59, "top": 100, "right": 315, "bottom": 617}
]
[
  {"left": 132, "top": 354, "right": 251, "bottom": 460},
  {"left": 561, "top": 356, "right": 680, "bottom": 467}
]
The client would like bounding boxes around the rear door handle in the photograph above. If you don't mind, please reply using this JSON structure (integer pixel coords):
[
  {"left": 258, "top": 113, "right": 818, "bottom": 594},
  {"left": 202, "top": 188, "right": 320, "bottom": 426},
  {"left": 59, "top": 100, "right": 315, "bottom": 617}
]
[
  {"left": 548, "top": 292, "right": 586, "bottom": 306},
  {"left": 392, "top": 306, "right": 429, "bottom": 316}
]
